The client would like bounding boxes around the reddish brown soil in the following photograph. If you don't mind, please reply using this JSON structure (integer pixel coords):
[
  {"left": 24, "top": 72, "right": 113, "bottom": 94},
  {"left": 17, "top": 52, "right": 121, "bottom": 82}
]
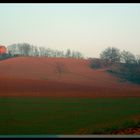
[
  {"left": 0, "top": 57, "right": 140, "bottom": 98},
  {"left": 111, "top": 128, "right": 140, "bottom": 134},
  {"left": 111, "top": 116, "right": 140, "bottom": 135}
]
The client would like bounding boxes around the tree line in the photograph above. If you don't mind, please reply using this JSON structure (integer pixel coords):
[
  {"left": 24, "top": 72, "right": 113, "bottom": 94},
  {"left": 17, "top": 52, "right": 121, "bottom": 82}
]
[
  {"left": 7, "top": 43, "right": 83, "bottom": 59},
  {"left": 100, "top": 47, "right": 140, "bottom": 65},
  {"left": 90, "top": 47, "right": 140, "bottom": 84}
]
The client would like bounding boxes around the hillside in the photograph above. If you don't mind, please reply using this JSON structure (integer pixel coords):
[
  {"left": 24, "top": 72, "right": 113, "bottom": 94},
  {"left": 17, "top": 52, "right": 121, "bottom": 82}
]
[{"left": 0, "top": 57, "right": 140, "bottom": 97}]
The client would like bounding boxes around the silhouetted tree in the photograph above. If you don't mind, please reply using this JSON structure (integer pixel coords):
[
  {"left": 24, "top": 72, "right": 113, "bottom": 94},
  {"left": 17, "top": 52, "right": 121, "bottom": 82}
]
[
  {"left": 39, "top": 47, "right": 47, "bottom": 56},
  {"left": 100, "top": 47, "right": 121, "bottom": 65},
  {"left": 65, "top": 49, "right": 71, "bottom": 57},
  {"left": 7, "top": 44, "right": 19, "bottom": 56},
  {"left": 135, "top": 55, "right": 140, "bottom": 65},
  {"left": 55, "top": 62, "right": 66, "bottom": 78},
  {"left": 34, "top": 47, "right": 39, "bottom": 56},
  {"left": 21, "top": 43, "right": 31, "bottom": 56},
  {"left": 121, "top": 50, "right": 136, "bottom": 64},
  {"left": 7, "top": 43, "right": 84, "bottom": 59}
]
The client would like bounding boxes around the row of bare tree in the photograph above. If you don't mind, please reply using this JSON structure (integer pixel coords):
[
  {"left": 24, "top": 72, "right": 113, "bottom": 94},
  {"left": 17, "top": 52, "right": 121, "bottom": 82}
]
[{"left": 7, "top": 43, "right": 83, "bottom": 59}]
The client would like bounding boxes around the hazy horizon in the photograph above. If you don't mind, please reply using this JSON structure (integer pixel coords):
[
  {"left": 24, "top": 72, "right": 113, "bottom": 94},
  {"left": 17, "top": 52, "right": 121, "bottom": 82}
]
[{"left": 0, "top": 3, "right": 140, "bottom": 58}]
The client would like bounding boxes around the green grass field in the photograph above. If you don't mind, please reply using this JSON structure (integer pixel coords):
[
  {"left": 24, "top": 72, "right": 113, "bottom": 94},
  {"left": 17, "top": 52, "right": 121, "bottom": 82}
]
[{"left": 0, "top": 97, "right": 140, "bottom": 135}]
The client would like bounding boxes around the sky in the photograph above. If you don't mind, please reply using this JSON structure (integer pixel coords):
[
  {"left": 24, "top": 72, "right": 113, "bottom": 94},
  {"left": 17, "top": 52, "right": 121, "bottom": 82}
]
[{"left": 0, "top": 3, "right": 140, "bottom": 58}]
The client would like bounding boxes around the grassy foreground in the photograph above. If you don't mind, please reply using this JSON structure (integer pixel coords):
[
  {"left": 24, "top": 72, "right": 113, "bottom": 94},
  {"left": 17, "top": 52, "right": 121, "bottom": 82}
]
[{"left": 0, "top": 97, "right": 140, "bottom": 135}]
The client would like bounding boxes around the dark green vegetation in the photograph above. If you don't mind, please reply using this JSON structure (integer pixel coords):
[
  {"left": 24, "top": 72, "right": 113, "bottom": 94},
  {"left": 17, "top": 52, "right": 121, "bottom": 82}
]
[
  {"left": 90, "top": 47, "right": 140, "bottom": 84},
  {"left": 0, "top": 97, "right": 140, "bottom": 135},
  {"left": 0, "top": 53, "right": 14, "bottom": 61},
  {"left": 107, "top": 63, "right": 140, "bottom": 84}
]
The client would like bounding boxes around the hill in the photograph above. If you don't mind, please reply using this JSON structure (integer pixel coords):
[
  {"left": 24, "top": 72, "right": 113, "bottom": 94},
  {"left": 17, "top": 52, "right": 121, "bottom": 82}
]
[{"left": 0, "top": 57, "right": 140, "bottom": 97}]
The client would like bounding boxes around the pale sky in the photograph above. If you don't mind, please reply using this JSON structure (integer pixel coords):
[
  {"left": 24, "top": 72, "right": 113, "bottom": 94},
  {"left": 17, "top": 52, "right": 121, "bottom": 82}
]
[{"left": 0, "top": 3, "right": 140, "bottom": 58}]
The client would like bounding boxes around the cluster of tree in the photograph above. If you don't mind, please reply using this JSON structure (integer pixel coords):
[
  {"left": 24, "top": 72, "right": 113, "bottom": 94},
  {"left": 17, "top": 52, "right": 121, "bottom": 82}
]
[
  {"left": 100, "top": 47, "right": 140, "bottom": 65},
  {"left": 7, "top": 43, "right": 83, "bottom": 59},
  {"left": 90, "top": 47, "right": 140, "bottom": 84}
]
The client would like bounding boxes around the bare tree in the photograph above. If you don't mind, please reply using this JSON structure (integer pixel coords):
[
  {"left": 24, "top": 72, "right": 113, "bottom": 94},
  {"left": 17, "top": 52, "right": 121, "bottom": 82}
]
[
  {"left": 22, "top": 43, "right": 31, "bottom": 56},
  {"left": 121, "top": 50, "right": 136, "bottom": 64},
  {"left": 100, "top": 47, "right": 121, "bottom": 65},
  {"left": 7, "top": 43, "right": 83, "bottom": 59},
  {"left": 75, "top": 51, "right": 83, "bottom": 59},
  {"left": 55, "top": 62, "right": 66, "bottom": 78},
  {"left": 45, "top": 48, "right": 52, "bottom": 57},
  {"left": 135, "top": 55, "right": 140, "bottom": 65},
  {"left": 65, "top": 49, "right": 71, "bottom": 57},
  {"left": 7, "top": 44, "right": 19, "bottom": 56},
  {"left": 34, "top": 47, "right": 39, "bottom": 56},
  {"left": 39, "top": 47, "right": 47, "bottom": 56}
]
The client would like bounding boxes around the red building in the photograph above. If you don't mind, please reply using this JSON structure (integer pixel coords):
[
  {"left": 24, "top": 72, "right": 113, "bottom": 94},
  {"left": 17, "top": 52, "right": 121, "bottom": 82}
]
[{"left": 0, "top": 45, "right": 7, "bottom": 55}]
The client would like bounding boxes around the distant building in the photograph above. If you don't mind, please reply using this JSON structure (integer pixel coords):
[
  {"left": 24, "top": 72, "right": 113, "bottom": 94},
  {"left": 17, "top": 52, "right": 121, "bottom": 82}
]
[{"left": 0, "top": 45, "right": 7, "bottom": 55}]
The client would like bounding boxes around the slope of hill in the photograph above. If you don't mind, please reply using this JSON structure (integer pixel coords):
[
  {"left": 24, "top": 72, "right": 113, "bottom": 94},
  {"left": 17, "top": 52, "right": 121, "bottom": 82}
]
[{"left": 0, "top": 57, "right": 140, "bottom": 97}]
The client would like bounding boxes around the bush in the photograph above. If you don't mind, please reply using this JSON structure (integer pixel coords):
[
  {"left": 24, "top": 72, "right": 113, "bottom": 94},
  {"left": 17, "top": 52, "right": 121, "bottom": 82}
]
[
  {"left": 89, "top": 58, "right": 110, "bottom": 69},
  {"left": 0, "top": 53, "right": 14, "bottom": 61},
  {"left": 107, "top": 63, "right": 140, "bottom": 84}
]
